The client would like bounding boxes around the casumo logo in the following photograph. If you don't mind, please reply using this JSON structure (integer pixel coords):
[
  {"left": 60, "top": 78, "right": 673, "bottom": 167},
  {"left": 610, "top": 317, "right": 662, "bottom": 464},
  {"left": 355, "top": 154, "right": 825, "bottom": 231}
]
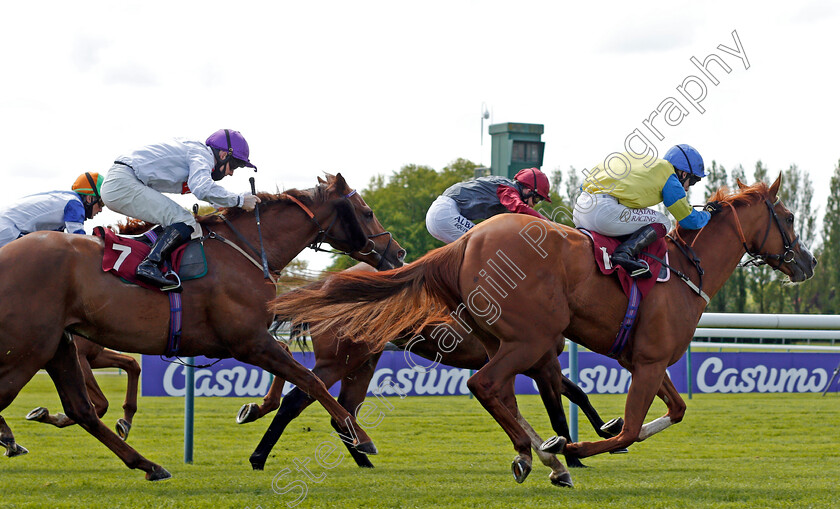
[
  {"left": 571, "top": 366, "right": 635, "bottom": 394},
  {"left": 696, "top": 357, "right": 828, "bottom": 393},
  {"left": 370, "top": 367, "right": 472, "bottom": 396},
  {"left": 163, "top": 364, "right": 272, "bottom": 397}
]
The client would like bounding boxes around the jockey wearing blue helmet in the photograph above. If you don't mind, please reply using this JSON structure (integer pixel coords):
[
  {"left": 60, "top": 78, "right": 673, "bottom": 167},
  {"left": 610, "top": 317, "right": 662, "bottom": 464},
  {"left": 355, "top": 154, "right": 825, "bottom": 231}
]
[
  {"left": 664, "top": 144, "right": 706, "bottom": 189},
  {"left": 573, "top": 143, "right": 711, "bottom": 278}
]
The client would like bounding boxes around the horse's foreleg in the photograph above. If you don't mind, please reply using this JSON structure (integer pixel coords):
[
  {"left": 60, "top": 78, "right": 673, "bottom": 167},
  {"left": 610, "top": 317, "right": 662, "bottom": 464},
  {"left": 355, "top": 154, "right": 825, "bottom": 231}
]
[
  {"left": 239, "top": 339, "right": 375, "bottom": 461},
  {"left": 562, "top": 362, "right": 666, "bottom": 459},
  {"left": 333, "top": 353, "right": 382, "bottom": 469},
  {"left": 657, "top": 372, "right": 686, "bottom": 424},
  {"left": 44, "top": 337, "right": 169, "bottom": 480},
  {"left": 238, "top": 340, "right": 289, "bottom": 424},
  {"left": 238, "top": 374, "right": 285, "bottom": 425},
  {"left": 249, "top": 387, "right": 315, "bottom": 470},
  {"left": 89, "top": 349, "right": 140, "bottom": 439},
  {"left": 528, "top": 361, "right": 588, "bottom": 468}
]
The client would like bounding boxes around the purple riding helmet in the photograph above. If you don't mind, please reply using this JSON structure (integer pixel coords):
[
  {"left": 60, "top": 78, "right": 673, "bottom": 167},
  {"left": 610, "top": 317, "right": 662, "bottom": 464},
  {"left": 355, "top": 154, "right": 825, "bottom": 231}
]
[{"left": 206, "top": 129, "right": 257, "bottom": 180}]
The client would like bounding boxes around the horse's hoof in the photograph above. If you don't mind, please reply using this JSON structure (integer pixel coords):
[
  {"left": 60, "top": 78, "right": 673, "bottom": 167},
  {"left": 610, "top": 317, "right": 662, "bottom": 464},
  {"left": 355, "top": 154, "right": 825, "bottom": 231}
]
[
  {"left": 610, "top": 447, "right": 629, "bottom": 454},
  {"left": 237, "top": 403, "right": 259, "bottom": 424},
  {"left": 250, "top": 453, "right": 266, "bottom": 470},
  {"left": 539, "top": 435, "right": 567, "bottom": 454},
  {"left": 25, "top": 407, "right": 48, "bottom": 421},
  {"left": 511, "top": 456, "right": 532, "bottom": 484},
  {"left": 549, "top": 471, "right": 574, "bottom": 488},
  {"left": 566, "top": 456, "right": 587, "bottom": 468},
  {"left": 4, "top": 443, "right": 29, "bottom": 458},
  {"left": 354, "top": 441, "right": 378, "bottom": 455},
  {"left": 116, "top": 419, "right": 132, "bottom": 441},
  {"left": 601, "top": 417, "right": 624, "bottom": 437},
  {"left": 145, "top": 466, "right": 172, "bottom": 481}
]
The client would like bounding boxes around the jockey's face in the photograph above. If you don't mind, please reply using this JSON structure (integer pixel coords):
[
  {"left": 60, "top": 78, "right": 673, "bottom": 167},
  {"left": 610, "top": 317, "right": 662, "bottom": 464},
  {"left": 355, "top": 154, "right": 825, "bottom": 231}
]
[{"left": 86, "top": 196, "right": 103, "bottom": 219}]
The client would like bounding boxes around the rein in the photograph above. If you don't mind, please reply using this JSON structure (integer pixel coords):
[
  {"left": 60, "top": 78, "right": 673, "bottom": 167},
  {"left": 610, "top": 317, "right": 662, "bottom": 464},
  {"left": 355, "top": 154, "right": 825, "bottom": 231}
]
[
  {"left": 286, "top": 189, "right": 396, "bottom": 270},
  {"left": 654, "top": 195, "right": 797, "bottom": 304}
]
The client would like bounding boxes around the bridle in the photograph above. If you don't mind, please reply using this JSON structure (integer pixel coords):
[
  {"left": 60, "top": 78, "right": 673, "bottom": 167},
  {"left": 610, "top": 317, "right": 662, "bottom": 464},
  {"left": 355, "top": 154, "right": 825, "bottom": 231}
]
[
  {"left": 285, "top": 188, "right": 397, "bottom": 270},
  {"left": 717, "top": 197, "right": 799, "bottom": 268},
  {"left": 663, "top": 194, "right": 798, "bottom": 303}
]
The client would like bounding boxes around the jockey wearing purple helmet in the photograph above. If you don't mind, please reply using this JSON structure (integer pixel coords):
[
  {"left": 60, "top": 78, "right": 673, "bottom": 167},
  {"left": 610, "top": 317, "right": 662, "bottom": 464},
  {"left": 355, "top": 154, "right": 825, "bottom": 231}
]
[{"left": 100, "top": 129, "right": 260, "bottom": 290}]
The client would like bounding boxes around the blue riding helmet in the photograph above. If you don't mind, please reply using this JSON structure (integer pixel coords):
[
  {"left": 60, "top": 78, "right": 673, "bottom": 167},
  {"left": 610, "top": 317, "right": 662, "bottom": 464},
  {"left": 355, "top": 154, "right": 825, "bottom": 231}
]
[{"left": 664, "top": 144, "right": 705, "bottom": 177}]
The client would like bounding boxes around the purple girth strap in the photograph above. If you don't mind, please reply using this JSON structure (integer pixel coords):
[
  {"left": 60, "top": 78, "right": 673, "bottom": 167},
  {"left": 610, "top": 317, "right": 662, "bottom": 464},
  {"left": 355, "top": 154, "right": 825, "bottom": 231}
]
[
  {"left": 166, "top": 292, "right": 182, "bottom": 357},
  {"left": 608, "top": 280, "right": 641, "bottom": 358}
]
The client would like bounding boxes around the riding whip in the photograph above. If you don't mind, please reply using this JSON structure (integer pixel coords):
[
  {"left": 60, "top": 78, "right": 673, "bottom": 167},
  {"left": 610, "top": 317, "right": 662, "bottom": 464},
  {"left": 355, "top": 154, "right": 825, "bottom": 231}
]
[{"left": 250, "top": 177, "right": 271, "bottom": 279}]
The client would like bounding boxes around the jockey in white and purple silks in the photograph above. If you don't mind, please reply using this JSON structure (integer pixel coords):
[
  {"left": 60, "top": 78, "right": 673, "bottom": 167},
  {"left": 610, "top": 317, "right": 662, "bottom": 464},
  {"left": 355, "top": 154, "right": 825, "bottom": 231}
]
[
  {"left": 426, "top": 167, "right": 552, "bottom": 244},
  {"left": 101, "top": 129, "right": 260, "bottom": 290},
  {"left": 0, "top": 172, "right": 106, "bottom": 248},
  {"left": 573, "top": 144, "right": 715, "bottom": 278}
]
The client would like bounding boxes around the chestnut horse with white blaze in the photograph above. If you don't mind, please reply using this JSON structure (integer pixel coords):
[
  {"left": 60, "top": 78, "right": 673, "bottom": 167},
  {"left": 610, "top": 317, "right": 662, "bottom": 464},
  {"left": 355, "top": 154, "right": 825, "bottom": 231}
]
[
  {"left": 267, "top": 175, "right": 815, "bottom": 485},
  {"left": 0, "top": 174, "right": 405, "bottom": 480}
]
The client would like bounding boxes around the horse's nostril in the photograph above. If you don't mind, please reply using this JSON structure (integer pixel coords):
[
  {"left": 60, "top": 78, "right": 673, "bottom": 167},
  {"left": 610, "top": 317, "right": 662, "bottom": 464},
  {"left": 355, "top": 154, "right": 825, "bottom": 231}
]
[{"left": 398, "top": 250, "right": 406, "bottom": 260}]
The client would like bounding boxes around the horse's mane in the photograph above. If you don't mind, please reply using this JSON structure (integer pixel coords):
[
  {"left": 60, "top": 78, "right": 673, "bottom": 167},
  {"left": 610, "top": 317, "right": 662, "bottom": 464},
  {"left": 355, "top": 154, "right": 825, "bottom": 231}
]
[
  {"left": 198, "top": 187, "right": 319, "bottom": 225},
  {"left": 674, "top": 180, "right": 770, "bottom": 238},
  {"left": 708, "top": 181, "right": 769, "bottom": 207}
]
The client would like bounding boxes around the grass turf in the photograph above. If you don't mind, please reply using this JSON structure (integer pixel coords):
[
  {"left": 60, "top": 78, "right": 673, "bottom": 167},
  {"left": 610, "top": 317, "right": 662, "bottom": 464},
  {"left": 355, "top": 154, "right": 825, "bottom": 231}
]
[{"left": 1, "top": 373, "right": 839, "bottom": 508}]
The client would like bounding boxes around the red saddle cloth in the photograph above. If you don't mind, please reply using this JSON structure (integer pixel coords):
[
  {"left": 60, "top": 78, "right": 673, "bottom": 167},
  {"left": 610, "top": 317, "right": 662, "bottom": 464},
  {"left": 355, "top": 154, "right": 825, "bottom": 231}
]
[
  {"left": 94, "top": 227, "right": 189, "bottom": 291},
  {"left": 579, "top": 228, "right": 668, "bottom": 299}
]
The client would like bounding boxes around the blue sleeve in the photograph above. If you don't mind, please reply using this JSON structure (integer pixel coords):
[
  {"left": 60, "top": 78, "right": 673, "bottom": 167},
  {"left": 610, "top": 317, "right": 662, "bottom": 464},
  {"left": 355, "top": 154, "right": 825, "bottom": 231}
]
[
  {"left": 63, "top": 200, "right": 87, "bottom": 234},
  {"left": 661, "top": 174, "right": 711, "bottom": 229}
]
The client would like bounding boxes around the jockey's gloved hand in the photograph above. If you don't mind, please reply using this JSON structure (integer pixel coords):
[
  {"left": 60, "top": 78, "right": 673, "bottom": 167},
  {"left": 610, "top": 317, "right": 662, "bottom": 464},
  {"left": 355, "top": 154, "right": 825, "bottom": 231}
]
[
  {"left": 704, "top": 201, "right": 723, "bottom": 216},
  {"left": 241, "top": 194, "right": 261, "bottom": 212}
]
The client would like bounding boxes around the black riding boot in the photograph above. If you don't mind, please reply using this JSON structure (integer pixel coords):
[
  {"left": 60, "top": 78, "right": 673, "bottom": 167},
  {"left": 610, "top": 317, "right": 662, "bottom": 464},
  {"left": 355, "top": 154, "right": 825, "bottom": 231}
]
[
  {"left": 611, "top": 225, "right": 659, "bottom": 279},
  {"left": 136, "top": 223, "right": 193, "bottom": 290}
]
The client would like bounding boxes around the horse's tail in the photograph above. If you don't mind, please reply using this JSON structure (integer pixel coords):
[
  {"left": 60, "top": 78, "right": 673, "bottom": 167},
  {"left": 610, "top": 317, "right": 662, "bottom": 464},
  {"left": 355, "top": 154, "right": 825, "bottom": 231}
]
[{"left": 269, "top": 241, "right": 468, "bottom": 352}]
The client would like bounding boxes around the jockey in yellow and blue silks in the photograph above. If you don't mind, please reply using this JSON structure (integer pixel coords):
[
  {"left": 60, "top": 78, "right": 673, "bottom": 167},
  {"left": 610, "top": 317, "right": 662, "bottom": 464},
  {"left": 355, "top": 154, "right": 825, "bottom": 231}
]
[{"left": 572, "top": 144, "right": 710, "bottom": 278}]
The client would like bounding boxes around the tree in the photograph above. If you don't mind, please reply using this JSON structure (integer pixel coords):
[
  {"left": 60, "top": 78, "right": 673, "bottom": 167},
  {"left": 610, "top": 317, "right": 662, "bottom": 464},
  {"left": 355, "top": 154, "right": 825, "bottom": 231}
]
[
  {"left": 808, "top": 160, "right": 840, "bottom": 312},
  {"left": 327, "top": 159, "right": 476, "bottom": 270},
  {"left": 704, "top": 161, "right": 736, "bottom": 312}
]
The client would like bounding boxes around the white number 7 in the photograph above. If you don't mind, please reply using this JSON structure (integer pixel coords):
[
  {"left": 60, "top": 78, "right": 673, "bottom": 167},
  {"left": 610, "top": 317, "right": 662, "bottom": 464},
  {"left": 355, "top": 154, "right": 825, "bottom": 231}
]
[{"left": 113, "top": 244, "right": 133, "bottom": 271}]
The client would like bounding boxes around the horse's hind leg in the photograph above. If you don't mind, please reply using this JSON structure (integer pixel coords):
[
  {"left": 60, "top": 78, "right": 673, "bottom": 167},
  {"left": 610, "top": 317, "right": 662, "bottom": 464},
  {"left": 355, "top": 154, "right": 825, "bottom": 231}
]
[
  {"left": 44, "top": 336, "right": 170, "bottom": 480},
  {"left": 26, "top": 349, "right": 105, "bottom": 429},
  {"left": 0, "top": 415, "right": 28, "bottom": 457},
  {"left": 247, "top": 346, "right": 378, "bottom": 469},
  {"left": 89, "top": 349, "right": 140, "bottom": 440}
]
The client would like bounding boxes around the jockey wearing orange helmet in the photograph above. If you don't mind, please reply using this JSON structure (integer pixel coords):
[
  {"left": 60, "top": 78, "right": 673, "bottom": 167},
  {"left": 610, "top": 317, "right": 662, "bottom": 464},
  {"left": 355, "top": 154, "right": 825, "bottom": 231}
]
[
  {"left": 0, "top": 172, "right": 105, "bottom": 248},
  {"left": 426, "top": 167, "right": 551, "bottom": 243}
]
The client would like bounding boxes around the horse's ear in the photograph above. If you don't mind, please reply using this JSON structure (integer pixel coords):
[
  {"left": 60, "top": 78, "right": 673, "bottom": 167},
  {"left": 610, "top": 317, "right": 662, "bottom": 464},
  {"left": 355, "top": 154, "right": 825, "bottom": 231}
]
[
  {"left": 333, "top": 173, "right": 349, "bottom": 193},
  {"left": 317, "top": 176, "right": 327, "bottom": 184},
  {"left": 769, "top": 172, "right": 782, "bottom": 200},
  {"left": 736, "top": 178, "right": 747, "bottom": 190}
]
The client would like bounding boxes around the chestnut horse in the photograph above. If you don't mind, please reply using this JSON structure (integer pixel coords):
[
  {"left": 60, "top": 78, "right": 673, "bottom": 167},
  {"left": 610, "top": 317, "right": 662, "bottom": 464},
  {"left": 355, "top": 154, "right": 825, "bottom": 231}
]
[
  {"left": 25, "top": 338, "right": 140, "bottom": 440},
  {"left": 267, "top": 176, "right": 816, "bottom": 485},
  {"left": 239, "top": 265, "right": 624, "bottom": 481},
  {"left": 0, "top": 173, "right": 405, "bottom": 480}
]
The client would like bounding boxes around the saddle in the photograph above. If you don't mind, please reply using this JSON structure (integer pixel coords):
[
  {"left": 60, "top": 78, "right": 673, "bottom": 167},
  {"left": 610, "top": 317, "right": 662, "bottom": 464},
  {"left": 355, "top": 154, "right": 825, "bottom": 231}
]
[
  {"left": 579, "top": 228, "right": 669, "bottom": 300},
  {"left": 579, "top": 228, "right": 670, "bottom": 357},
  {"left": 93, "top": 226, "right": 208, "bottom": 292}
]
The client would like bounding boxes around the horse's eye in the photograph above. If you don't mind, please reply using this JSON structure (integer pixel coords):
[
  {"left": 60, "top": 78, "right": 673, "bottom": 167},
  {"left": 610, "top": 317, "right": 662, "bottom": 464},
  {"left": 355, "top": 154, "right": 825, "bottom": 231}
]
[
  {"left": 787, "top": 215, "right": 794, "bottom": 224},
  {"left": 364, "top": 210, "right": 374, "bottom": 219}
]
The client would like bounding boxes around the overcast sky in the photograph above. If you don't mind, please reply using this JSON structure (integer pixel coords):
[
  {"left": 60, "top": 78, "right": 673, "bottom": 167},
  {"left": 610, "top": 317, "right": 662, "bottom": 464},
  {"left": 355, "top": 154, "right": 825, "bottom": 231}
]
[{"left": 2, "top": 1, "right": 837, "bottom": 269}]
